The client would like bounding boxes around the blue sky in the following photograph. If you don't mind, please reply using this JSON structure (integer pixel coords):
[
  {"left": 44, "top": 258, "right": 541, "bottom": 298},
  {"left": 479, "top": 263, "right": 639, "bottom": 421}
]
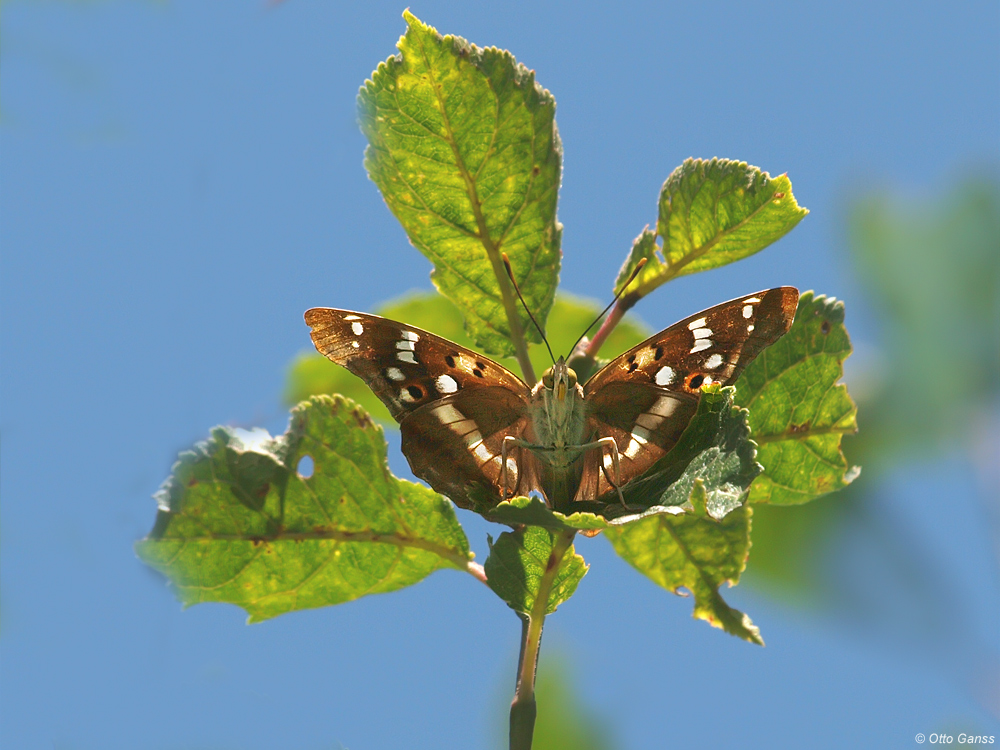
[{"left": 2, "top": 1, "right": 998, "bottom": 748}]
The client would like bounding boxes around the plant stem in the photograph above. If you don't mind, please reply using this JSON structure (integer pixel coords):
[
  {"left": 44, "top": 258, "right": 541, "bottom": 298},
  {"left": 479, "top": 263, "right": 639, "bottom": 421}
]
[{"left": 508, "top": 529, "right": 576, "bottom": 750}]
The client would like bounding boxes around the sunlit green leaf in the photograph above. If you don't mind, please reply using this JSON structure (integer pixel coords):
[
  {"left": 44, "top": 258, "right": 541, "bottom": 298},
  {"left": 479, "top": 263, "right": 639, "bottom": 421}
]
[
  {"left": 615, "top": 159, "right": 807, "bottom": 297},
  {"left": 736, "top": 291, "right": 859, "bottom": 505},
  {"left": 358, "top": 11, "right": 561, "bottom": 358},
  {"left": 484, "top": 526, "right": 586, "bottom": 615},
  {"left": 136, "top": 396, "right": 472, "bottom": 623},
  {"left": 604, "top": 503, "right": 761, "bottom": 644},
  {"left": 486, "top": 495, "right": 609, "bottom": 532}
]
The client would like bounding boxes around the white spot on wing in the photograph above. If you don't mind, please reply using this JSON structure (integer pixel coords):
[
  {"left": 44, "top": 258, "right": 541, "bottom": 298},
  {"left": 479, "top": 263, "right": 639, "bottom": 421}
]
[
  {"left": 743, "top": 305, "right": 753, "bottom": 319},
  {"left": 635, "top": 413, "right": 665, "bottom": 430},
  {"left": 648, "top": 397, "right": 678, "bottom": 417},
  {"left": 435, "top": 374, "right": 459, "bottom": 394},
  {"left": 385, "top": 367, "right": 405, "bottom": 381},
  {"left": 351, "top": 341, "right": 360, "bottom": 349},
  {"left": 624, "top": 438, "right": 643, "bottom": 459},
  {"left": 351, "top": 321, "right": 364, "bottom": 335},
  {"left": 691, "top": 339, "right": 712, "bottom": 353},
  {"left": 747, "top": 323, "right": 755, "bottom": 333},
  {"left": 688, "top": 317, "right": 707, "bottom": 330},
  {"left": 743, "top": 297, "right": 761, "bottom": 304},
  {"left": 473, "top": 443, "right": 493, "bottom": 463},
  {"left": 395, "top": 340, "right": 416, "bottom": 351},
  {"left": 704, "top": 353, "right": 724, "bottom": 370},
  {"left": 401, "top": 330, "right": 419, "bottom": 342},
  {"left": 343, "top": 315, "right": 361, "bottom": 321},
  {"left": 399, "top": 389, "right": 415, "bottom": 404},
  {"left": 692, "top": 327, "right": 712, "bottom": 339},
  {"left": 432, "top": 404, "right": 465, "bottom": 425},
  {"left": 397, "top": 351, "right": 417, "bottom": 363},
  {"left": 655, "top": 366, "right": 676, "bottom": 386}
]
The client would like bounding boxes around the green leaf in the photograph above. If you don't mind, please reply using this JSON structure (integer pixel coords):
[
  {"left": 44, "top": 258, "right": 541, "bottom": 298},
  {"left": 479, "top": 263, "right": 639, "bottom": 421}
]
[
  {"left": 285, "top": 291, "right": 650, "bottom": 417},
  {"left": 604, "top": 504, "right": 761, "bottom": 644},
  {"left": 486, "top": 495, "right": 609, "bottom": 532},
  {"left": 529, "top": 656, "right": 615, "bottom": 750},
  {"left": 615, "top": 158, "right": 807, "bottom": 297},
  {"left": 358, "top": 11, "right": 562, "bottom": 358},
  {"left": 847, "top": 178, "right": 1000, "bottom": 465},
  {"left": 735, "top": 291, "right": 859, "bottom": 505},
  {"left": 484, "top": 526, "right": 587, "bottom": 615},
  {"left": 136, "top": 396, "right": 472, "bottom": 623}
]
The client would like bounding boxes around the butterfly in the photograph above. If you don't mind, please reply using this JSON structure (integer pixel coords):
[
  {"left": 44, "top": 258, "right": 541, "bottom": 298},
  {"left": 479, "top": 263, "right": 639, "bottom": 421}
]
[{"left": 304, "top": 286, "right": 798, "bottom": 514}]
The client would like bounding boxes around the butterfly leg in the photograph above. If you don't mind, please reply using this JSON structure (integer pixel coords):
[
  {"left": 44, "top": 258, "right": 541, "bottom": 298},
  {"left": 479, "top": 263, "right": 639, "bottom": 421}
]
[
  {"left": 500, "top": 435, "right": 532, "bottom": 501},
  {"left": 577, "top": 437, "right": 626, "bottom": 506}
]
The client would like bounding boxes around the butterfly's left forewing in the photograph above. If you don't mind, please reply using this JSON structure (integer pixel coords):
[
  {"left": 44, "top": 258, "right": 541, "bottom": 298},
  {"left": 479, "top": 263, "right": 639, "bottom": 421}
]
[
  {"left": 304, "top": 308, "right": 538, "bottom": 510},
  {"left": 580, "top": 287, "right": 798, "bottom": 500}
]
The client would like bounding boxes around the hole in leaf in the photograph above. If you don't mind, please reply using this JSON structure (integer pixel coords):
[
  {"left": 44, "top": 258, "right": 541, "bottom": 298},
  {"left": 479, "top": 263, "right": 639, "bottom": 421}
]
[{"left": 297, "top": 455, "right": 314, "bottom": 479}]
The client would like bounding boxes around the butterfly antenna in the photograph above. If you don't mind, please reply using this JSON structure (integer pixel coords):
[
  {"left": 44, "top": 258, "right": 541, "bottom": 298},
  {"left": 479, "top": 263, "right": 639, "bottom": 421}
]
[
  {"left": 567, "top": 258, "right": 648, "bottom": 356},
  {"left": 502, "top": 253, "right": 556, "bottom": 364}
]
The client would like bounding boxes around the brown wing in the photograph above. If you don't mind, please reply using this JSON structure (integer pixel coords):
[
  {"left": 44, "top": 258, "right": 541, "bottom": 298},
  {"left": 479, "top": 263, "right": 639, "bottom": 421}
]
[
  {"left": 399, "top": 389, "right": 545, "bottom": 513},
  {"left": 304, "top": 308, "right": 538, "bottom": 511},
  {"left": 580, "top": 287, "right": 798, "bottom": 498},
  {"left": 304, "top": 308, "right": 531, "bottom": 420}
]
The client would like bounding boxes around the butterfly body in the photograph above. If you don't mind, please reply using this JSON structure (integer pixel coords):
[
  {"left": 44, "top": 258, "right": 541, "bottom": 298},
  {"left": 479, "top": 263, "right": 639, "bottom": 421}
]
[{"left": 305, "top": 287, "right": 798, "bottom": 514}]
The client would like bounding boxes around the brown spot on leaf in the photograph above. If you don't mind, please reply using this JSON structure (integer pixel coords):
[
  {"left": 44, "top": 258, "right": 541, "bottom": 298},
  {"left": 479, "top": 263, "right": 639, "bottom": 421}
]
[
  {"left": 821, "top": 320, "right": 831, "bottom": 334},
  {"left": 353, "top": 408, "right": 373, "bottom": 429},
  {"left": 789, "top": 421, "right": 811, "bottom": 434},
  {"left": 773, "top": 192, "right": 785, "bottom": 200}
]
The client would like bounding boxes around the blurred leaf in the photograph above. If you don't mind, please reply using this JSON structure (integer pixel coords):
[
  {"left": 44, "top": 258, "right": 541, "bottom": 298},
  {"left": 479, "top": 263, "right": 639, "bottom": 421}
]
[
  {"left": 615, "top": 158, "right": 807, "bottom": 297},
  {"left": 741, "top": 493, "right": 849, "bottom": 604},
  {"left": 484, "top": 526, "right": 587, "bottom": 615},
  {"left": 286, "top": 291, "right": 651, "bottom": 419},
  {"left": 136, "top": 396, "right": 471, "bottom": 623},
  {"left": 604, "top": 503, "right": 761, "bottom": 644},
  {"left": 358, "top": 11, "right": 562, "bottom": 358},
  {"left": 530, "top": 656, "right": 616, "bottom": 750},
  {"left": 736, "top": 291, "right": 859, "bottom": 505},
  {"left": 848, "top": 177, "right": 1000, "bottom": 465}
]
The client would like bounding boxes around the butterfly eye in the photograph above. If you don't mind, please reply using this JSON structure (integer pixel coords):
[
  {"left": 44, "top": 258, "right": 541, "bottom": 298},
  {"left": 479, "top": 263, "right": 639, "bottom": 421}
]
[
  {"left": 542, "top": 367, "right": 555, "bottom": 389},
  {"left": 565, "top": 368, "right": 578, "bottom": 388}
]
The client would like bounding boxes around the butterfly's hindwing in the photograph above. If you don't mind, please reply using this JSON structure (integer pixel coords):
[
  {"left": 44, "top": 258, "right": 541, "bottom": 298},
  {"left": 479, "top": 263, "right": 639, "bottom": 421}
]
[
  {"left": 304, "top": 308, "right": 537, "bottom": 510},
  {"left": 581, "top": 287, "right": 798, "bottom": 500}
]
